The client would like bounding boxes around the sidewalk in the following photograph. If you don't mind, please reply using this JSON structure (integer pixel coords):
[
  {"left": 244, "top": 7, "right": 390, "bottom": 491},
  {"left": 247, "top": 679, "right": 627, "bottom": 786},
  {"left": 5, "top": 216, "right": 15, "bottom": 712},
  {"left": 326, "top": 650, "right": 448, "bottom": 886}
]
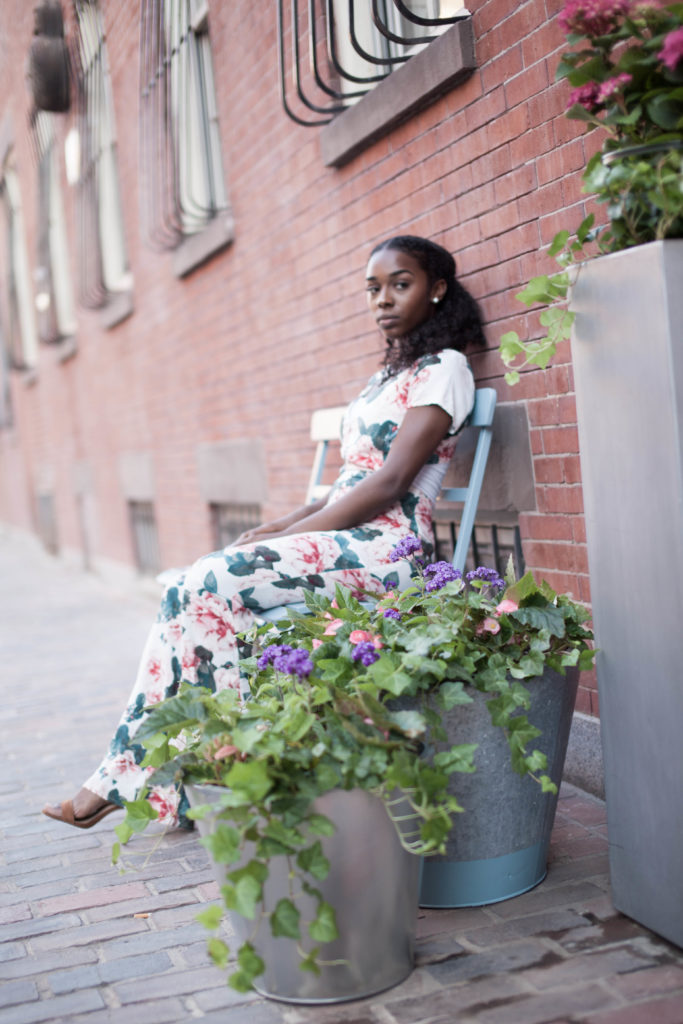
[{"left": 1, "top": 530, "right": 682, "bottom": 1024}]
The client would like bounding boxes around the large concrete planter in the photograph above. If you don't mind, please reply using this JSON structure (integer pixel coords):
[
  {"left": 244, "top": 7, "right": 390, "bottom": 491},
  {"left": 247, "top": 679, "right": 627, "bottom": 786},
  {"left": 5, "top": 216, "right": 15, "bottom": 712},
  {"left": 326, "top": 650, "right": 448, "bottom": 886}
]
[
  {"left": 420, "top": 667, "right": 579, "bottom": 908},
  {"left": 186, "top": 784, "right": 420, "bottom": 1004},
  {"left": 570, "top": 239, "right": 683, "bottom": 948}
]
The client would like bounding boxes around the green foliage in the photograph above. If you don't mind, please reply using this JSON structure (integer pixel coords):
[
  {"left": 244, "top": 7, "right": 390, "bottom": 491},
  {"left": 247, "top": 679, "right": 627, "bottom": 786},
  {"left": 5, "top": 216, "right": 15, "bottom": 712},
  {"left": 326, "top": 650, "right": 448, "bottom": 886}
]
[
  {"left": 114, "top": 561, "right": 594, "bottom": 992},
  {"left": 500, "top": 5, "right": 683, "bottom": 383}
]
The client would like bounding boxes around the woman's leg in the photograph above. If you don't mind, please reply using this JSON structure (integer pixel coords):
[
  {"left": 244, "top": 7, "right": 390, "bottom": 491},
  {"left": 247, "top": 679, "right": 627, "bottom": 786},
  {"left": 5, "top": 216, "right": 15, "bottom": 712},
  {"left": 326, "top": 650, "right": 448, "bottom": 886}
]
[{"left": 47, "top": 528, "right": 414, "bottom": 827}]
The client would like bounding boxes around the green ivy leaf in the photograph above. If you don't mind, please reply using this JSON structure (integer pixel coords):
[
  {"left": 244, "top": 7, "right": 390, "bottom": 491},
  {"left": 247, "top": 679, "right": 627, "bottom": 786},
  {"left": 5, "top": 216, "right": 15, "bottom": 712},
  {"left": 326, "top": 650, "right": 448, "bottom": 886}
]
[
  {"left": 296, "top": 841, "right": 331, "bottom": 881},
  {"left": 196, "top": 905, "right": 223, "bottom": 930},
  {"left": 306, "top": 813, "right": 336, "bottom": 837},
  {"left": 202, "top": 823, "right": 242, "bottom": 864},
  {"left": 224, "top": 760, "right": 273, "bottom": 803},
  {"left": 207, "top": 937, "right": 229, "bottom": 968},
  {"left": 435, "top": 681, "right": 474, "bottom": 710},
  {"left": 271, "top": 898, "right": 301, "bottom": 939},
  {"left": 224, "top": 875, "right": 262, "bottom": 920},
  {"left": 309, "top": 901, "right": 338, "bottom": 943}
]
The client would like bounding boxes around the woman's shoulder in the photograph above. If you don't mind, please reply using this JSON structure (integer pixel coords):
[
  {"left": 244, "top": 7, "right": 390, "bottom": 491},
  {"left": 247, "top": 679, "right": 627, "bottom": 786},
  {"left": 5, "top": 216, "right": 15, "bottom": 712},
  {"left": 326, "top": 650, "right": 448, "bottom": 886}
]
[{"left": 411, "top": 348, "right": 470, "bottom": 376}]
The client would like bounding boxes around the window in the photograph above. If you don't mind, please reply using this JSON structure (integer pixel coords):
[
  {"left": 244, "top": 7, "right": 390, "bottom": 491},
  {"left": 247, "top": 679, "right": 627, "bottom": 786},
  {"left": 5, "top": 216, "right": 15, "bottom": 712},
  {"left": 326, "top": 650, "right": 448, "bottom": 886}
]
[
  {"left": 278, "top": 1, "right": 471, "bottom": 133},
  {"left": 210, "top": 502, "right": 261, "bottom": 549},
  {"left": 139, "top": 0, "right": 232, "bottom": 268},
  {"left": 71, "top": 0, "right": 131, "bottom": 316},
  {"left": 331, "top": 0, "right": 468, "bottom": 102},
  {"left": 128, "top": 500, "right": 162, "bottom": 575},
  {"left": 32, "top": 111, "right": 76, "bottom": 346},
  {"left": 0, "top": 154, "right": 38, "bottom": 371},
  {"left": 35, "top": 492, "right": 59, "bottom": 555}
]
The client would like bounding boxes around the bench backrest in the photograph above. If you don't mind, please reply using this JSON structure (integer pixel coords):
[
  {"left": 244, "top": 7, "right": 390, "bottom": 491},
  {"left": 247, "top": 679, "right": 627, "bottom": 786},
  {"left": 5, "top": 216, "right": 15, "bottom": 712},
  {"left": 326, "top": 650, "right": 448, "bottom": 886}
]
[{"left": 305, "top": 387, "right": 497, "bottom": 571}]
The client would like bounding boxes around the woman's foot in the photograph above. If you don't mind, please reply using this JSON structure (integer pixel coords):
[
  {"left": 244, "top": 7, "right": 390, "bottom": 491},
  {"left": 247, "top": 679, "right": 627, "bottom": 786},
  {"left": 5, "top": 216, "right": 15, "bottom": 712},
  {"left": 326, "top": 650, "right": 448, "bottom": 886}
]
[{"left": 42, "top": 788, "right": 121, "bottom": 829}]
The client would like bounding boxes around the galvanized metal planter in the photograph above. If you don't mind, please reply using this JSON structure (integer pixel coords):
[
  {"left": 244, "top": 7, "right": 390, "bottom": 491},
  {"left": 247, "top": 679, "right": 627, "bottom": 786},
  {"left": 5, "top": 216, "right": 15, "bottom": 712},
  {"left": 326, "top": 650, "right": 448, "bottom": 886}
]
[
  {"left": 186, "top": 783, "right": 420, "bottom": 1004},
  {"left": 570, "top": 239, "right": 683, "bottom": 949},
  {"left": 420, "top": 667, "right": 579, "bottom": 908}
]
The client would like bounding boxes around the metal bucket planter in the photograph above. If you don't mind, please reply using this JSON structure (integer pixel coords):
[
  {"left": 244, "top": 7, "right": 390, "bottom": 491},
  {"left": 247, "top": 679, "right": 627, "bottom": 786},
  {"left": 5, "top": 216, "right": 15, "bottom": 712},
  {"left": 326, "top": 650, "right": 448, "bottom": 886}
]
[
  {"left": 186, "top": 783, "right": 420, "bottom": 1004},
  {"left": 420, "top": 666, "right": 579, "bottom": 908}
]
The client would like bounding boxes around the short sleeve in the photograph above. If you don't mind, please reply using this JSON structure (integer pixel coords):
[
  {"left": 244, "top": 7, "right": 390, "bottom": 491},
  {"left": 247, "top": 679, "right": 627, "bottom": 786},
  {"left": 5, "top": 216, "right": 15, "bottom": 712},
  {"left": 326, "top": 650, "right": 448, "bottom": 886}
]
[{"left": 407, "top": 350, "right": 475, "bottom": 435}]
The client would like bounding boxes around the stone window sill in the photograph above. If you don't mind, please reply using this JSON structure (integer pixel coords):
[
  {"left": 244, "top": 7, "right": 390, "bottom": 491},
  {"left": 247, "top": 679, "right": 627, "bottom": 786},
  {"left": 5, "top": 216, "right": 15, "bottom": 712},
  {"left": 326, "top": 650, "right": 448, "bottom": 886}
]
[
  {"left": 100, "top": 290, "right": 134, "bottom": 331},
  {"left": 320, "top": 17, "right": 476, "bottom": 168},
  {"left": 173, "top": 212, "right": 235, "bottom": 279}
]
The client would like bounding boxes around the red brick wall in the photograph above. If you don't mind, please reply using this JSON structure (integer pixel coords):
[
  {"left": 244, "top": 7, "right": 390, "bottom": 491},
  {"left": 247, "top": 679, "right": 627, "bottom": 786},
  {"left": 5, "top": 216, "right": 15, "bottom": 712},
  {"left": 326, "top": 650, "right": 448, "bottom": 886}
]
[{"left": 0, "top": 0, "right": 599, "bottom": 714}]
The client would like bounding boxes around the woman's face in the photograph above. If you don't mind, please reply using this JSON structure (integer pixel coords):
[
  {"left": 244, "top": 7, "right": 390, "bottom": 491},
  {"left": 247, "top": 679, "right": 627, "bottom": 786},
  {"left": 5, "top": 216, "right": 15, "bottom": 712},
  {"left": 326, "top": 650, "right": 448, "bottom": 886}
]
[{"left": 365, "top": 248, "right": 445, "bottom": 341}]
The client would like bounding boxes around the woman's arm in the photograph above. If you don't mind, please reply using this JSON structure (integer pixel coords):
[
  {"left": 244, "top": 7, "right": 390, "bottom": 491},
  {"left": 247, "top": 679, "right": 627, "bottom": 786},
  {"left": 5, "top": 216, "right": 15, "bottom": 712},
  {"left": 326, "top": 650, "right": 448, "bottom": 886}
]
[
  {"left": 235, "top": 405, "right": 452, "bottom": 544},
  {"left": 233, "top": 497, "right": 328, "bottom": 546}
]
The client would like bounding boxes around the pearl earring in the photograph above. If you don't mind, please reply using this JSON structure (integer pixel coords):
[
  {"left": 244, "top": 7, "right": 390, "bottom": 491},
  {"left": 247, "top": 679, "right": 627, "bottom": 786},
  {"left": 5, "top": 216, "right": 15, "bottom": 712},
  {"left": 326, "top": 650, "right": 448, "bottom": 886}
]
[{"left": 432, "top": 297, "right": 440, "bottom": 304}]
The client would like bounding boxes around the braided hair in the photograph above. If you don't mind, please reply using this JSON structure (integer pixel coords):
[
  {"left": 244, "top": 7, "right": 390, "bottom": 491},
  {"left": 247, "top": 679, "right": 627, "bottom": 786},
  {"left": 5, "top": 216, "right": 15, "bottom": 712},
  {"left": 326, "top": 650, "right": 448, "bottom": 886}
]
[{"left": 370, "top": 235, "right": 486, "bottom": 376}]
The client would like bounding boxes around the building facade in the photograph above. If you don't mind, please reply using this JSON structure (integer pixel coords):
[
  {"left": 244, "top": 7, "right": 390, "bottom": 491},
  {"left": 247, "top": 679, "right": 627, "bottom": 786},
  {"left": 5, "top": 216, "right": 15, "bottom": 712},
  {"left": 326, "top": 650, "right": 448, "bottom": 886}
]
[{"left": 0, "top": 1, "right": 601, "bottom": 764}]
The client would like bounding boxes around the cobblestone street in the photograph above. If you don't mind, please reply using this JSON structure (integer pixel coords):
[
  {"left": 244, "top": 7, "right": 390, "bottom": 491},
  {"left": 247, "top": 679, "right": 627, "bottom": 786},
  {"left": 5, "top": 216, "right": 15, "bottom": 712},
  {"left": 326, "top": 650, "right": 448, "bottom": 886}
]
[{"left": 1, "top": 529, "right": 682, "bottom": 1024}]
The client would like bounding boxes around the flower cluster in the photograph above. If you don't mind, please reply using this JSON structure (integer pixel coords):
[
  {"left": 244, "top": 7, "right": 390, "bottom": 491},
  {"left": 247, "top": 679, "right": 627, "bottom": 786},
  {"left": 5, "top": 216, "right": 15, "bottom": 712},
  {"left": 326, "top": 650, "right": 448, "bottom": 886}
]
[
  {"left": 660, "top": 25, "right": 683, "bottom": 70},
  {"left": 466, "top": 566, "right": 505, "bottom": 588},
  {"left": 423, "top": 561, "right": 462, "bottom": 592},
  {"left": 257, "top": 643, "right": 313, "bottom": 679},
  {"left": 351, "top": 641, "right": 381, "bottom": 666},
  {"left": 559, "top": 0, "right": 630, "bottom": 37},
  {"left": 389, "top": 535, "right": 422, "bottom": 562}
]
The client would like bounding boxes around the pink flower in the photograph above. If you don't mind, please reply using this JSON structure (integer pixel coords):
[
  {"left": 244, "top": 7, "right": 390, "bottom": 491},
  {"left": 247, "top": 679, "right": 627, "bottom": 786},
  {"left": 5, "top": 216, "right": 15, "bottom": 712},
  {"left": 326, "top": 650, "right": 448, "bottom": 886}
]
[
  {"left": 495, "top": 599, "right": 519, "bottom": 615},
  {"left": 349, "top": 630, "right": 383, "bottom": 649},
  {"left": 312, "top": 638, "right": 323, "bottom": 649},
  {"left": 596, "top": 72, "right": 633, "bottom": 103},
  {"left": 323, "top": 617, "right": 344, "bottom": 635},
  {"left": 567, "top": 81, "right": 601, "bottom": 112},
  {"left": 214, "top": 744, "right": 239, "bottom": 760},
  {"left": 659, "top": 27, "right": 683, "bottom": 71},
  {"left": 559, "top": 0, "right": 630, "bottom": 38},
  {"left": 482, "top": 617, "right": 501, "bottom": 634}
]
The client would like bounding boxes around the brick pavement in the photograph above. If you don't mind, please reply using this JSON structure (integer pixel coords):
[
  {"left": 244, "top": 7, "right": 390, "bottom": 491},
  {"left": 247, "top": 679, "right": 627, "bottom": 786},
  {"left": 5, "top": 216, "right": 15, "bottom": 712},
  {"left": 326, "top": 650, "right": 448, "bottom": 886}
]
[{"left": 1, "top": 529, "right": 682, "bottom": 1024}]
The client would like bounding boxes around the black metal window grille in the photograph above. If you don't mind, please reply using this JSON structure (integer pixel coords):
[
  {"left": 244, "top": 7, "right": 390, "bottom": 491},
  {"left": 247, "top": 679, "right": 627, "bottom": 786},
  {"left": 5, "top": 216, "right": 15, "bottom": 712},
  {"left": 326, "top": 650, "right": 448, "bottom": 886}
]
[
  {"left": 139, "top": 0, "right": 229, "bottom": 251},
  {"left": 210, "top": 502, "right": 261, "bottom": 549},
  {"left": 434, "top": 521, "right": 526, "bottom": 579},
  {"left": 35, "top": 493, "right": 59, "bottom": 555},
  {"left": 29, "top": 111, "right": 76, "bottom": 345},
  {"left": 128, "top": 500, "right": 162, "bottom": 575},
  {"left": 71, "top": 0, "right": 131, "bottom": 309},
  {"left": 278, "top": 0, "right": 469, "bottom": 127},
  {"left": 0, "top": 158, "right": 38, "bottom": 371}
]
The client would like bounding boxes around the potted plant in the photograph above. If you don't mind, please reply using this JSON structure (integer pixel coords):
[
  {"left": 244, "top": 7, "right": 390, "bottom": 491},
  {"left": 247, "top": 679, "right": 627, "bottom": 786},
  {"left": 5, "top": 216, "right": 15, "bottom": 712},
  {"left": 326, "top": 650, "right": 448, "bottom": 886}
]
[
  {"left": 113, "top": 540, "right": 594, "bottom": 1000},
  {"left": 497, "top": 1, "right": 683, "bottom": 952}
]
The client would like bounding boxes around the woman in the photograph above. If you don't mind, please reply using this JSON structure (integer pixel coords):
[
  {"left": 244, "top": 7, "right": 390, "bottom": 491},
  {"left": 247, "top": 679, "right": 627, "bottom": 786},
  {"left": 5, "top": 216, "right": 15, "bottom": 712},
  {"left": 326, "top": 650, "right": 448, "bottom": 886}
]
[{"left": 43, "top": 234, "right": 485, "bottom": 829}]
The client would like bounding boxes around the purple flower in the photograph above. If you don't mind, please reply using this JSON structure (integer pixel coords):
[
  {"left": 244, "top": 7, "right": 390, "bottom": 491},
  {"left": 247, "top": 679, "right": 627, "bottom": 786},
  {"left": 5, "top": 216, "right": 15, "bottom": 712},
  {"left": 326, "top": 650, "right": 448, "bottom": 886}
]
[
  {"left": 277, "top": 648, "right": 314, "bottom": 679},
  {"left": 596, "top": 72, "right": 632, "bottom": 103},
  {"left": 659, "top": 27, "right": 683, "bottom": 71},
  {"left": 383, "top": 608, "right": 402, "bottom": 620},
  {"left": 352, "top": 641, "right": 380, "bottom": 666},
  {"left": 257, "top": 643, "right": 313, "bottom": 679},
  {"left": 389, "top": 534, "right": 422, "bottom": 562},
  {"left": 466, "top": 567, "right": 505, "bottom": 589},
  {"left": 257, "top": 644, "right": 292, "bottom": 670},
  {"left": 567, "top": 81, "right": 601, "bottom": 112},
  {"left": 423, "top": 562, "right": 462, "bottom": 593}
]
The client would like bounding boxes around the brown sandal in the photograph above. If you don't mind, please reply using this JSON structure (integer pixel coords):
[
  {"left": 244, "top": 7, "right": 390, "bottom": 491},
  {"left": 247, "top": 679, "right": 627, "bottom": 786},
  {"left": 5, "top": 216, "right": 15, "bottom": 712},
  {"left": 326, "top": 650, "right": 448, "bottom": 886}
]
[{"left": 42, "top": 798, "right": 120, "bottom": 829}]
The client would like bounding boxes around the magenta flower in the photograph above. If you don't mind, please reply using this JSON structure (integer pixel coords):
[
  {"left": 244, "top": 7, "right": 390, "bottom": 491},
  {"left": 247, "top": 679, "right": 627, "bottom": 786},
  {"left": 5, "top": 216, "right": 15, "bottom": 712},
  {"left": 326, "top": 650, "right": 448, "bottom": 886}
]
[
  {"left": 559, "top": 0, "right": 631, "bottom": 38},
  {"left": 659, "top": 27, "right": 683, "bottom": 71},
  {"left": 567, "top": 81, "right": 601, "bottom": 111},
  {"left": 597, "top": 72, "right": 633, "bottom": 103}
]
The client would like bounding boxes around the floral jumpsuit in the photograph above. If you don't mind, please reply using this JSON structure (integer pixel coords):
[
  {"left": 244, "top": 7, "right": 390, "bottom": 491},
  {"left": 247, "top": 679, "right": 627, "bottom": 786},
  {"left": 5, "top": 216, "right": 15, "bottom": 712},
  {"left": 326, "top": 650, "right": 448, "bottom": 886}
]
[{"left": 84, "top": 349, "right": 474, "bottom": 824}]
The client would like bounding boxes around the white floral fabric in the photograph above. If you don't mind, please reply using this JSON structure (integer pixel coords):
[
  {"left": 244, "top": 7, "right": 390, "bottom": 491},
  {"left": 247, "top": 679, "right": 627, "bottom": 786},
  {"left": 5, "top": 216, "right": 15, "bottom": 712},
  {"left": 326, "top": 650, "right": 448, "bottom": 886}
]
[{"left": 84, "top": 350, "right": 474, "bottom": 825}]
